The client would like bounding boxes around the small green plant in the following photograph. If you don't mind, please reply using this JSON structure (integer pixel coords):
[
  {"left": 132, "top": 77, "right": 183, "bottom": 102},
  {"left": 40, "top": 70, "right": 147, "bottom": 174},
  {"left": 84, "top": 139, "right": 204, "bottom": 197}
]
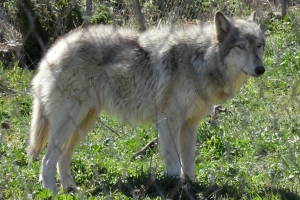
[{"left": 89, "top": 5, "right": 112, "bottom": 25}]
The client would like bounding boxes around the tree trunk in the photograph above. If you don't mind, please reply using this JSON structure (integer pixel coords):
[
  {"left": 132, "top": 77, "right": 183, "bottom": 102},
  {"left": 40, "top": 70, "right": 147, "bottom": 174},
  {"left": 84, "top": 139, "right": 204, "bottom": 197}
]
[
  {"left": 280, "top": 0, "right": 286, "bottom": 19},
  {"left": 86, "top": 0, "right": 92, "bottom": 17},
  {"left": 132, "top": 0, "right": 146, "bottom": 32}
]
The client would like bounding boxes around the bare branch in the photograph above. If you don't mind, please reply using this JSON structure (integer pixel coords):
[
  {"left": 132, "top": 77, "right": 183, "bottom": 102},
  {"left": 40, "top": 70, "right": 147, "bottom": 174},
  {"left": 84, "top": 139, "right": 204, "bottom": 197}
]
[{"left": 131, "top": 137, "right": 157, "bottom": 161}]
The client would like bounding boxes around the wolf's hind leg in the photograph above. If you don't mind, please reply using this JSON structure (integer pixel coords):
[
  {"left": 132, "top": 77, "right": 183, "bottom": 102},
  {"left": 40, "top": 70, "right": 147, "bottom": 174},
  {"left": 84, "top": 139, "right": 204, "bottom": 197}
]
[
  {"left": 40, "top": 102, "right": 92, "bottom": 194},
  {"left": 58, "top": 108, "right": 98, "bottom": 190},
  {"left": 40, "top": 119, "right": 76, "bottom": 194}
]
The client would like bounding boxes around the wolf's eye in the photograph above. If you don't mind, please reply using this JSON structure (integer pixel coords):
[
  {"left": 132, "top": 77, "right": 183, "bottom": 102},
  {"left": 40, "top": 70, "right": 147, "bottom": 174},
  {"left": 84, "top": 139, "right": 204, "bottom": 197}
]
[
  {"left": 257, "top": 43, "right": 262, "bottom": 48},
  {"left": 237, "top": 44, "right": 245, "bottom": 49}
]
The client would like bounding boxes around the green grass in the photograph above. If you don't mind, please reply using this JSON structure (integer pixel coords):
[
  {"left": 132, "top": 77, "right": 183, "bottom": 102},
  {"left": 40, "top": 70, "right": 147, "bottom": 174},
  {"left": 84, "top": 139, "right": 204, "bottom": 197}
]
[{"left": 1, "top": 17, "right": 300, "bottom": 199}]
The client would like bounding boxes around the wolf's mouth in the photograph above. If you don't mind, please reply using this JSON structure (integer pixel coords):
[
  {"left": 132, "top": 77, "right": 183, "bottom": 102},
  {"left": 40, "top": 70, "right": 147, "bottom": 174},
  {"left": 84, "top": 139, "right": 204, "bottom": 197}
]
[
  {"left": 241, "top": 69, "right": 262, "bottom": 78},
  {"left": 241, "top": 69, "right": 250, "bottom": 76}
]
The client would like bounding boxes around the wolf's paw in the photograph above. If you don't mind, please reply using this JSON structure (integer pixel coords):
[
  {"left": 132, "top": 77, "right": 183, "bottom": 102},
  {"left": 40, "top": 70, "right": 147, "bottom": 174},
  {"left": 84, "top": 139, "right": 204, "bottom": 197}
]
[
  {"left": 64, "top": 185, "right": 78, "bottom": 193},
  {"left": 61, "top": 176, "right": 77, "bottom": 192}
]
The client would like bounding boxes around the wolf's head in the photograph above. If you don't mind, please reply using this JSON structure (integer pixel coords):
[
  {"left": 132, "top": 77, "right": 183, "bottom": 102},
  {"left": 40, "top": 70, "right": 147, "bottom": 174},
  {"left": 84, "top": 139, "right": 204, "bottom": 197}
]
[{"left": 215, "top": 11, "right": 265, "bottom": 77}]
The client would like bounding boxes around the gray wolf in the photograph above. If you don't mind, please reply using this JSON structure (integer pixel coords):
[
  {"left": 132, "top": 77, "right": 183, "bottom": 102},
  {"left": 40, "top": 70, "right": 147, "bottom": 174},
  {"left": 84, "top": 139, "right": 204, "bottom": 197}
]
[{"left": 28, "top": 11, "right": 265, "bottom": 194}]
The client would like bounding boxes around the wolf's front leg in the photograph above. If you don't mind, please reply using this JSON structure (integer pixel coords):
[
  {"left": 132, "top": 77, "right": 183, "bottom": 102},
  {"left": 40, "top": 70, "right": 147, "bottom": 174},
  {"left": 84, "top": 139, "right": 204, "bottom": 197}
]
[
  {"left": 157, "top": 120, "right": 182, "bottom": 177},
  {"left": 179, "top": 121, "right": 198, "bottom": 181}
]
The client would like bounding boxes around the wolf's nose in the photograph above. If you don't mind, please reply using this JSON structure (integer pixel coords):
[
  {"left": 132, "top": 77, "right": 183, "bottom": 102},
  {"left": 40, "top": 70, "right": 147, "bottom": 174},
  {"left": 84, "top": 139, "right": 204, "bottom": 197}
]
[{"left": 254, "top": 66, "right": 265, "bottom": 76}]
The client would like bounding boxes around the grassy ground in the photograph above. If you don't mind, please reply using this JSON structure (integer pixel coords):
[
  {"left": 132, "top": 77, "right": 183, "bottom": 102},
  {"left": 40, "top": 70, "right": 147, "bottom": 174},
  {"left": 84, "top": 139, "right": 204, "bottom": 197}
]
[{"left": 0, "top": 14, "right": 300, "bottom": 200}]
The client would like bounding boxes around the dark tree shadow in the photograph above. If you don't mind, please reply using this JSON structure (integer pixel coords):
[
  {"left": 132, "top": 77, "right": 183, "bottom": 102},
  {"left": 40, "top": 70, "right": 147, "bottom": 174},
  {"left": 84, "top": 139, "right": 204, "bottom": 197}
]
[{"left": 87, "top": 167, "right": 300, "bottom": 200}]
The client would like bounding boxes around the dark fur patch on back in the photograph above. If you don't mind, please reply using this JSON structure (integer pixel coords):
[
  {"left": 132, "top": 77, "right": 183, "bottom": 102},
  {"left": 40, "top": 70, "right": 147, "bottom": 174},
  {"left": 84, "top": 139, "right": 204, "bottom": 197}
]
[
  {"left": 192, "top": 46, "right": 206, "bottom": 64},
  {"left": 161, "top": 46, "right": 179, "bottom": 73},
  {"left": 99, "top": 38, "right": 151, "bottom": 67},
  {"left": 168, "top": 46, "right": 179, "bottom": 72},
  {"left": 128, "top": 39, "right": 150, "bottom": 66},
  {"left": 101, "top": 48, "right": 117, "bottom": 65},
  {"left": 126, "top": 39, "right": 153, "bottom": 78}
]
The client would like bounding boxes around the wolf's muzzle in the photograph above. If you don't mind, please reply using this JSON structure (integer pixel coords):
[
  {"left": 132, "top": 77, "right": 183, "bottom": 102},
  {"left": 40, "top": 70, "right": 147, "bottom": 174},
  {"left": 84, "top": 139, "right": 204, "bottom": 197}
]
[{"left": 254, "top": 66, "right": 265, "bottom": 76}]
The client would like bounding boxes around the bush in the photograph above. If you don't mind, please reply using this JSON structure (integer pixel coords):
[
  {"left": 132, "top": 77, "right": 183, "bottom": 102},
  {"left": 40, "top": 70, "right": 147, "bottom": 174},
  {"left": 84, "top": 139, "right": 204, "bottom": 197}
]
[
  {"left": 16, "top": 0, "right": 51, "bottom": 69},
  {"left": 14, "top": 0, "right": 83, "bottom": 69},
  {"left": 89, "top": 5, "right": 112, "bottom": 25}
]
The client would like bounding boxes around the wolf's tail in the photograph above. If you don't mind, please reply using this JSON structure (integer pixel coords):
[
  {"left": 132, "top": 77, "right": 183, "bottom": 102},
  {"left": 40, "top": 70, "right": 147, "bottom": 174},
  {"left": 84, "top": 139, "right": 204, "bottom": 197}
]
[{"left": 28, "top": 98, "right": 49, "bottom": 162}]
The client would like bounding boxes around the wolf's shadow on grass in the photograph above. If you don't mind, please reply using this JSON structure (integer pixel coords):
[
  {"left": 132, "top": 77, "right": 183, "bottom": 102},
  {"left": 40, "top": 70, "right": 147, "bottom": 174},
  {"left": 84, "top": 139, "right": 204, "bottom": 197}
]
[{"left": 89, "top": 168, "right": 300, "bottom": 200}]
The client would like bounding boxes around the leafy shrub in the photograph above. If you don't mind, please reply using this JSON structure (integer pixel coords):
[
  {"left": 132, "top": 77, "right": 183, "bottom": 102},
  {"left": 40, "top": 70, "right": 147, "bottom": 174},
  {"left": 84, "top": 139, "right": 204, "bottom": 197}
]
[
  {"left": 89, "top": 5, "right": 112, "bottom": 25},
  {"left": 13, "top": 0, "right": 84, "bottom": 69},
  {"left": 16, "top": 0, "right": 51, "bottom": 69}
]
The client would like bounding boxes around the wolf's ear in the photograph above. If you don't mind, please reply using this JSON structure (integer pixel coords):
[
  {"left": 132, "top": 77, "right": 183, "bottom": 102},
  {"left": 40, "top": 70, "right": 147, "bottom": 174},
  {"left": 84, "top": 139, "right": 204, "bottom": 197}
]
[
  {"left": 215, "top": 11, "right": 231, "bottom": 42},
  {"left": 248, "top": 11, "right": 257, "bottom": 22}
]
